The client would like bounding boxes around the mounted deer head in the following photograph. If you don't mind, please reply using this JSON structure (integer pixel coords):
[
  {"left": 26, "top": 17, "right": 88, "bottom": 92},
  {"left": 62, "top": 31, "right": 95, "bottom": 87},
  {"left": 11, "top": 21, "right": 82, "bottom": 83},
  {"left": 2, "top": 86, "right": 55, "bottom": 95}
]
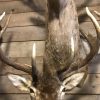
[{"left": 0, "top": 0, "right": 100, "bottom": 100}]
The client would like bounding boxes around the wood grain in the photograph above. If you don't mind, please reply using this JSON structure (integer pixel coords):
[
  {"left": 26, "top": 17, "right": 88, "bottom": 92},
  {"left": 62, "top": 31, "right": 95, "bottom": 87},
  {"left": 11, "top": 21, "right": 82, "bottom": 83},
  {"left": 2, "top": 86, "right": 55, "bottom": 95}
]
[
  {"left": 0, "top": 0, "right": 46, "bottom": 14},
  {"left": 0, "top": 6, "right": 100, "bottom": 28},
  {"left": 2, "top": 26, "right": 46, "bottom": 42},
  {"left": 0, "top": 94, "right": 31, "bottom": 100},
  {"left": 89, "top": 54, "right": 100, "bottom": 74},
  {"left": 80, "top": 21, "right": 100, "bottom": 29},
  {"left": 75, "top": 0, "right": 100, "bottom": 7},
  {"left": 1, "top": 12, "right": 45, "bottom": 27},
  {"left": 64, "top": 94, "right": 100, "bottom": 100},
  {"left": 1, "top": 41, "right": 45, "bottom": 57},
  {"left": 0, "top": 94, "right": 99, "bottom": 100}
]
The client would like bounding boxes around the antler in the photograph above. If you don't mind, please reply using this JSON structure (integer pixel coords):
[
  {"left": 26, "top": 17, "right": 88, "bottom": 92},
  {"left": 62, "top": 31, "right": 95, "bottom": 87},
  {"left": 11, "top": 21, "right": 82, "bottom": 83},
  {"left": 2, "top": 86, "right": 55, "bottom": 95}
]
[
  {"left": 76, "top": 7, "right": 100, "bottom": 70},
  {"left": 73, "top": 7, "right": 100, "bottom": 68},
  {"left": 0, "top": 12, "right": 32, "bottom": 74},
  {"left": 94, "top": 10, "right": 100, "bottom": 17},
  {"left": 60, "top": 7, "right": 100, "bottom": 79}
]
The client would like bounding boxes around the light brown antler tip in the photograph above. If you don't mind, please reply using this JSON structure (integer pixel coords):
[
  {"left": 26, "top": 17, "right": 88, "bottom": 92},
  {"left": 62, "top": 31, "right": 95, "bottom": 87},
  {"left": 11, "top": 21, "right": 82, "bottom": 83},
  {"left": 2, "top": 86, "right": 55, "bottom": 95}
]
[
  {"left": 0, "top": 12, "right": 5, "bottom": 21},
  {"left": 86, "top": 7, "right": 100, "bottom": 33}
]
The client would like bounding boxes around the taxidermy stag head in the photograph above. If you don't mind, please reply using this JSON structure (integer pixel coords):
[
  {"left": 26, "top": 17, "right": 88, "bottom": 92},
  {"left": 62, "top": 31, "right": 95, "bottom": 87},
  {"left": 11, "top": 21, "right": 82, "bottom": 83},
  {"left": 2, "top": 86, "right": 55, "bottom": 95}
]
[{"left": 0, "top": 0, "right": 100, "bottom": 100}]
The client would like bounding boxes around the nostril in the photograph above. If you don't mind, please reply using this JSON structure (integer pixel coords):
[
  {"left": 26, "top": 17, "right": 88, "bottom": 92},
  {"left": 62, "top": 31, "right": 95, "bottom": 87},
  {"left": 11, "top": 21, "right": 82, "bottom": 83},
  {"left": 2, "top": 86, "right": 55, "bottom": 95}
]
[
  {"left": 30, "top": 87, "right": 36, "bottom": 99},
  {"left": 30, "top": 88, "right": 35, "bottom": 93}
]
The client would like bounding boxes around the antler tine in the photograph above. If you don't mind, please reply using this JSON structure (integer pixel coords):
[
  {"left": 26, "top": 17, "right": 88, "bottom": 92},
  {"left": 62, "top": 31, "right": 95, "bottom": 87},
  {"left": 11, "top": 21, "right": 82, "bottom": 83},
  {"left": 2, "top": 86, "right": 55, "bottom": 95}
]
[
  {"left": 0, "top": 11, "right": 32, "bottom": 74},
  {"left": 77, "top": 7, "right": 100, "bottom": 68},
  {"left": 94, "top": 10, "right": 100, "bottom": 17},
  {"left": 0, "top": 12, "right": 5, "bottom": 21},
  {"left": 32, "top": 43, "right": 36, "bottom": 67},
  {"left": 31, "top": 43, "right": 38, "bottom": 83},
  {"left": 86, "top": 7, "right": 100, "bottom": 36},
  {"left": 0, "top": 11, "right": 12, "bottom": 37},
  {"left": 79, "top": 28, "right": 99, "bottom": 67}
]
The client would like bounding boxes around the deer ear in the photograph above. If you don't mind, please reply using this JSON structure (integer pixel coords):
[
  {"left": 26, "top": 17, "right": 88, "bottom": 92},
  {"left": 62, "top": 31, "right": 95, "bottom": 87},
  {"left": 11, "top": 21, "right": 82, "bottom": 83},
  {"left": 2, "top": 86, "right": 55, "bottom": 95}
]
[
  {"left": 62, "top": 72, "right": 85, "bottom": 91},
  {"left": 8, "top": 74, "right": 31, "bottom": 91}
]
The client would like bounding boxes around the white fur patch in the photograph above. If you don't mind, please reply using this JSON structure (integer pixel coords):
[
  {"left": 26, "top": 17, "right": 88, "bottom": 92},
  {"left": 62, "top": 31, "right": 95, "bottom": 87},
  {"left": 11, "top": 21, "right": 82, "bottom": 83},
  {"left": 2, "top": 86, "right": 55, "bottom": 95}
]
[
  {"left": 63, "top": 72, "right": 84, "bottom": 91},
  {"left": 8, "top": 74, "right": 31, "bottom": 91}
]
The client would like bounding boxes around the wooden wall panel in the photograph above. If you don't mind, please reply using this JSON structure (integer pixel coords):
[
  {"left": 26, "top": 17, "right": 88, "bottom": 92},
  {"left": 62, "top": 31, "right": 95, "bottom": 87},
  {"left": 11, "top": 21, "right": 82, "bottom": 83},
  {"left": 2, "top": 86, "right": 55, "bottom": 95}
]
[
  {"left": 1, "top": 12, "right": 45, "bottom": 27},
  {"left": 0, "top": 0, "right": 46, "bottom": 14},
  {"left": 0, "top": 94, "right": 31, "bottom": 100},
  {"left": 0, "top": 7, "right": 100, "bottom": 25},
  {"left": 64, "top": 95, "right": 100, "bottom": 100},
  {"left": 0, "top": 94, "right": 99, "bottom": 100},
  {"left": 75, "top": 0, "right": 100, "bottom": 7},
  {"left": 2, "top": 26, "right": 46, "bottom": 42},
  {"left": 80, "top": 21, "right": 100, "bottom": 29},
  {"left": 89, "top": 54, "right": 100, "bottom": 74},
  {"left": 1, "top": 41, "right": 45, "bottom": 57},
  {"left": 1, "top": 7, "right": 100, "bottom": 28}
]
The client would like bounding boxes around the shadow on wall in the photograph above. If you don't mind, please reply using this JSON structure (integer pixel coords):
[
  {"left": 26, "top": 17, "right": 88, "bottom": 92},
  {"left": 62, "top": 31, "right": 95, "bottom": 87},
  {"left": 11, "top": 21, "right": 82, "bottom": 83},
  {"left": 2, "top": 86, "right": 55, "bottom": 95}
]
[
  {"left": 21, "top": 0, "right": 95, "bottom": 26},
  {"left": 21, "top": 0, "right": 46, "bottom": 27},
  {"left": 22, "top": 0, "right": 46, "bottom": 12}
]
